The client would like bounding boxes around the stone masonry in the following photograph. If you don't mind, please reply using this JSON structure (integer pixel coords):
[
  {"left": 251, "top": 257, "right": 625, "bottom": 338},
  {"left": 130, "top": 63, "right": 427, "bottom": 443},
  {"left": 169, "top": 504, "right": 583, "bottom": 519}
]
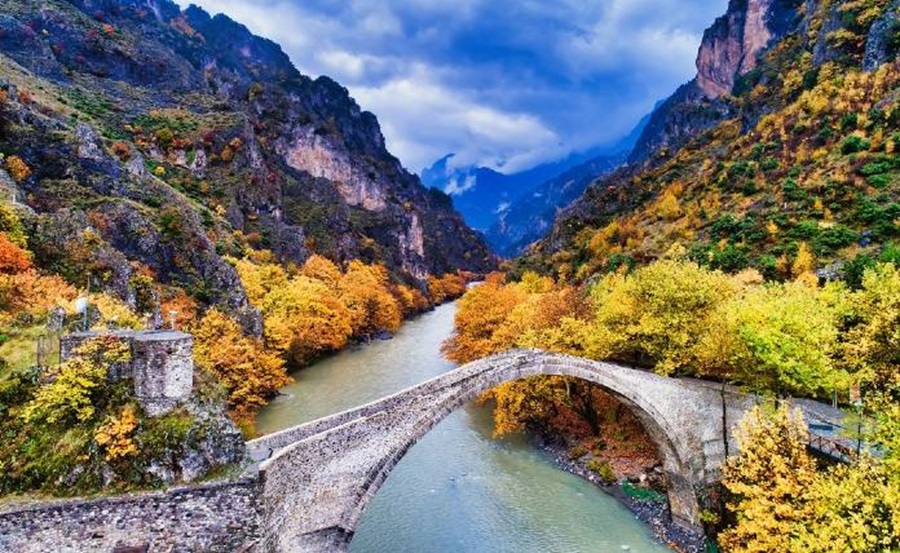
[
  {"left": 60, "top": 330, "right": 194, "bottom": 416},
  {"left": 247, "top": 350, "right": 760, "bottom": 552},
  {"left": 2, "top": 349, "right": 842, "bottom": 552},
  {"left": 0, "top": 480, "right": 261, "bottom": 552}
]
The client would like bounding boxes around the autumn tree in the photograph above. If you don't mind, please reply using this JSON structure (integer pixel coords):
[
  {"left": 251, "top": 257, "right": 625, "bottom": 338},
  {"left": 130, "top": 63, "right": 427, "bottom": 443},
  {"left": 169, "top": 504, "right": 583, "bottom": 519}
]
[
  {"left": 428, "top": 273, "right": 466, "bottom": 304},
  {"left": 4, "top": 155, "right": 31, "bottom": 183},
  {"left": 720, "top": 404, "right": 817, "bottom": 552},
  {"left": 300, "top": 254, "right": 343, "bottom": 288},
  {"left": 0, "top": 232, "right": 31, "bottom": 274},
  {"left": 263, "top": 276, "right": 353, "bottom": 365},
  {"left": 339, "top": 260, "right": 402, "bottom": 337},
  {"left": 442, "top": 273, "right": 528, "bottom": 363},
  {"left": 22, "top": 337, "right": 130, "bottom": 425},
  {"left": 588, "top": 260, "right": 735, "bottom": 375},
  {"left": 794, "top": 457, "right": 900, "bottom": 552},
  {"left": 717, "top": 281, "right": 850, "bottom": 396},
  {"left": 842, "top": 263, "right": 900, "bottom": 390},
  {"left": 190, "top": 308, "right": 290, "bottom": 423}
]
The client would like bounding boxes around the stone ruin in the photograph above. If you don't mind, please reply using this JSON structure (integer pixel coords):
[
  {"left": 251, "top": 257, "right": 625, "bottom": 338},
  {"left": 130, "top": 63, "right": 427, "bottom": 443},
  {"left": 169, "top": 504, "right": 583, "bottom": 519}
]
[{"left": 60, "top": 330, "right": 194, "bottom": 416}]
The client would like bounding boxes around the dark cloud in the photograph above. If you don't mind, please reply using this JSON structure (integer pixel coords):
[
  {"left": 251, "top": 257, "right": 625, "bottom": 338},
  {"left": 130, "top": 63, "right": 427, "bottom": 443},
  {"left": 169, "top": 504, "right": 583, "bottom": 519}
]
[{"left": 190, "top": 0, "right": 727, "bottom": 173}]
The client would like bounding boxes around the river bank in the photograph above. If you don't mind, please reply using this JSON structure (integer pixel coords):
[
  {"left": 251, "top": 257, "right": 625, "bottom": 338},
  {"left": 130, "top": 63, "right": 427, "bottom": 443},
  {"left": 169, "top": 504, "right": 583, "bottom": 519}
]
[{"left": 532, "top": 431, "right": 708, "bottom": 553}]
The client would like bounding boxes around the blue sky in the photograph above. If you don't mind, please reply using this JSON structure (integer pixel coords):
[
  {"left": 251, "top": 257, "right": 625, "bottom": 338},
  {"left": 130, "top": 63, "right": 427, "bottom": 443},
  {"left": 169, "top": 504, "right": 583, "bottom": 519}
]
[{"left": 190, "top": 0, "right": 728, "bottom": 174}]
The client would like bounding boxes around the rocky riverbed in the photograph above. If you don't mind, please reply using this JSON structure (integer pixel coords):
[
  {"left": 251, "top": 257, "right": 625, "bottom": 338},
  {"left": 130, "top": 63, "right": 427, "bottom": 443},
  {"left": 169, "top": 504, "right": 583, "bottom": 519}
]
[{"left": 532, "top": 432, "right": 708, "bottom": 553}]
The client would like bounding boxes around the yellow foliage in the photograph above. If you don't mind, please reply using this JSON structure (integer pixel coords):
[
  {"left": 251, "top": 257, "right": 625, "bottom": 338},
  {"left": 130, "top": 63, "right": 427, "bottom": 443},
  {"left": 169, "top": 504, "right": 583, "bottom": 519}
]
[
  {"left": 94, "top": 405, "right": 139, "bottom": 461},
  {"left": 792, "top": 242, "right": 816, "bottom": 279},
  {"left": 190, "top": 308, "right": 290, "bottom": 421},
  {"left": 89, "top": 293, "right": 143, "bottom": 330},
  {"left": 720, "top": 404, "right": 817, "bottom": 553},
  {"left": 22, "top": 337, "right": 130, "bottom": 425},
  {"left": 341, "top": 260, "right": 402, "bottom": 336}
]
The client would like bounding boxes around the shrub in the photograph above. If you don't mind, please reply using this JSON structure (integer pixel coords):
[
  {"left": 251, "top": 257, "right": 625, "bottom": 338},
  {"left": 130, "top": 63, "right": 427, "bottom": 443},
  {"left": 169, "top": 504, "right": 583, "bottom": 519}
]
[
  {"left": 4, "top": 156, "right": 31, "bottom": 182},
  {"left": 711, "top": 244, "right": 750, "bottom": 273},
  {"left": 841, "top": 135, "right": 871, "bottom": 154},
  {"left": 567, "top": 444, "right": 587, "bottom": 460},
  {"left": 858, "top": 161, "right": 891, "bottom": 176},
  {"left": 111, "top": 141, "right": 131, "bottom": 161},
  {"left": 0, "top": 232, "right": 31, "bottom": 274},
  {"left": 812, "top": 225, "right": 859, "bottom": 255},
  {"left": 586, "top": 459, "right": 616, "bottom": 483}
]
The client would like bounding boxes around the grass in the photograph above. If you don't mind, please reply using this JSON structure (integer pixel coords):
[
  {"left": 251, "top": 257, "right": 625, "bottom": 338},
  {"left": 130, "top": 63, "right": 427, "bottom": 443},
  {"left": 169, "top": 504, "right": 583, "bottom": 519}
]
[{"left": 0, "top": 325, "right": 58, "bottom": 379}]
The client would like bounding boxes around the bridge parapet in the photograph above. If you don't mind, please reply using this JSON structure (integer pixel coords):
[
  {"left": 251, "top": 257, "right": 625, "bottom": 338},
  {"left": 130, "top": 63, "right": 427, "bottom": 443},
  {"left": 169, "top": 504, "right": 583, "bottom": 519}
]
[{"left": 256, "top": 350, "right": 759, "bottom": 552}]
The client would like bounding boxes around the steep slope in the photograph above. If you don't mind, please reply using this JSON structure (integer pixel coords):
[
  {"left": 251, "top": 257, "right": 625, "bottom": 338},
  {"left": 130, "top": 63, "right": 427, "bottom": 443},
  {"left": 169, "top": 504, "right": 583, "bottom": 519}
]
[
  {"left": 521, "top": 0, "right": 900, "bottom": 281},
  {"left": 0, "top": 0, "right": 494, "bottom": 322},
  {"left": 629, "top": 0, "right": 804, "bottom": 166}
]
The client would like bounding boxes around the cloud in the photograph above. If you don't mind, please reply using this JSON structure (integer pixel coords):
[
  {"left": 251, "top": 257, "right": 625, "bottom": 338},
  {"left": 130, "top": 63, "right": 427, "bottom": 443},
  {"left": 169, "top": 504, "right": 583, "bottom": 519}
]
[
  {"left": 188, "top": 0, "right": 728, "bottom": 174},
  {"left": 443, "top": 174, "right": 478, "bottom": 196}
]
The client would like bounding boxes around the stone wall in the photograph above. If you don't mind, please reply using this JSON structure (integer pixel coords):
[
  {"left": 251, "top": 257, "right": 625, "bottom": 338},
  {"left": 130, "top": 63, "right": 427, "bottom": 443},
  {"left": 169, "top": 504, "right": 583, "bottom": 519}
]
[
  {"left": 0, "top": 479, "right": 262, "bottom": 552},
  {"left": 60, "top": 330, "right": 194, "bottom": 416}
]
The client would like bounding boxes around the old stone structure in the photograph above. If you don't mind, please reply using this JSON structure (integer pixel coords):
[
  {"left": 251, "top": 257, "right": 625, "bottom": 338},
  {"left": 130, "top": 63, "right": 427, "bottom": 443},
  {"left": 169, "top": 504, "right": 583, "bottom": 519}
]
[
  {"left": 1, "top": 349, "right": 845, "bottom": 552},
  {"left": 60, "top": 330, "right": 194, "bottom": 416},
  {"left": 0, "top": 479, "right": 261, "bottom": 552},
  {"left": 247, "top": 350, "right": 758, "bottom": 552}
]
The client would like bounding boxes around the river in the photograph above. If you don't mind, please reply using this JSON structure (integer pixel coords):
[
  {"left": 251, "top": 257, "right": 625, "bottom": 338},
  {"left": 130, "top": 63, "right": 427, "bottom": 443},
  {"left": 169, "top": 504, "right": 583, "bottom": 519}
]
[{"left": 256, "top": 302, "right": 669, "bottom": 553}]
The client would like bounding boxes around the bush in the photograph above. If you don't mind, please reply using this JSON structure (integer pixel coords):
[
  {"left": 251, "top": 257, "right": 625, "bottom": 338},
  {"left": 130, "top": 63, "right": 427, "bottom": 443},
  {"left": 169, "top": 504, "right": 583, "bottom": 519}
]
[
  {"left": 841, "top": 135, "right": 871, "bottom": 154},
  {"left": 4, "top": 156, "right": 31, "bottom": 183},
  {"left": 842, "top": 254, "right": 876, "bottom": 290},
  {"left": 868, "top": 174, "right": 892, "bottom": 188},
  {"left": 567, "top": 444, "right": 587, "bottom": 460},
  {"left": 712, "top": 244, "right": 750, "bottom": 273},
  {"left": 858, "top": 161, "right": 891, "bottom": 176},
  {"left": 586, "top": 459, "right": 616, "bottom": 483},
  {"left": 813, "top": 225, "right": 859, "bottom": 255}
]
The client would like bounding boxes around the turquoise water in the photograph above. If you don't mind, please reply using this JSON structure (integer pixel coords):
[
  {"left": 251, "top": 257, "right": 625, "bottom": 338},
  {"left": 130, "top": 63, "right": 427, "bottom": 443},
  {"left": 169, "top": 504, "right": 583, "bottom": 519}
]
[{"left": 256, "top": 302, "right": 669, "bottom": 553}]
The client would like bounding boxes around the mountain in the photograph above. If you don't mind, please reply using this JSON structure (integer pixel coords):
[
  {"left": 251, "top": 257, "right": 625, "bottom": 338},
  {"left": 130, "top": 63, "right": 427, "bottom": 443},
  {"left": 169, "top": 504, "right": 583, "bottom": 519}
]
[
  {"left": 0, "top": 0, "right": 495, "bottom": 323},
  {"left": 485, "top": 115, "right": 650, "bottom": 257},
  {"left": 520, "top": 0, "right": 900, "bottom": 281},
  {"left": 421, "top": 144, "right": 623, "bottom": 233}
]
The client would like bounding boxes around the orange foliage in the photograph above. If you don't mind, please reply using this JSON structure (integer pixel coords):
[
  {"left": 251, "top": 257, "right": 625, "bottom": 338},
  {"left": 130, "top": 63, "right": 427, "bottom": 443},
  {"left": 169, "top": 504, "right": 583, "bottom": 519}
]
[
  {"left": 4, "top": 155, "right": 31, "bottom": 183},
  {"left": 0, "top": 270, "right": 77, "bottom": 321},
  {"left": 159, "top": 289, "right": 199, "bottom": 330},
  {"left": 190, "top": 308, "right": 290, "bottom": 423},
  {"left": 427, "top": 273, "right": 466, "bottom": 304},
  {"left": 0, "top": 232, "right": 32, "bottom": 274}
]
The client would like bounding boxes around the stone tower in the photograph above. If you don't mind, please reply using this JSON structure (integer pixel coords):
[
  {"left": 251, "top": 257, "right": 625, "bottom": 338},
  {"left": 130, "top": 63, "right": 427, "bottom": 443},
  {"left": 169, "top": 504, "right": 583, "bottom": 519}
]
[{"left": 60, "top": 330, "right": 194, "bottom": 416}]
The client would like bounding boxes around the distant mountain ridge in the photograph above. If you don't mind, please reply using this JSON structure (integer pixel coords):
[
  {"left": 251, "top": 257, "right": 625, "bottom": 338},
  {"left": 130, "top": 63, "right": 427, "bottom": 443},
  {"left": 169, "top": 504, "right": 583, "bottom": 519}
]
[{"left": 421, "top": 144, "right": 624, "bottom": 232}]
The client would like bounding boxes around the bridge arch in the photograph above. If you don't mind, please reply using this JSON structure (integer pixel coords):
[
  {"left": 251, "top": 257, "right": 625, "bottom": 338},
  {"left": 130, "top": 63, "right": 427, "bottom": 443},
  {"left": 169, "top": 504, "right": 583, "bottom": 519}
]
[{"left": 254, "top": 350, "right": 751, "bottom": 552}]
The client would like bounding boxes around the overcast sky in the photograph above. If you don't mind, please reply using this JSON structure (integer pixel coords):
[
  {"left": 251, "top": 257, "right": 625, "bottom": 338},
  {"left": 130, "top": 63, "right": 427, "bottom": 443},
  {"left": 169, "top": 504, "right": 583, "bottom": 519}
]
[{"left": 189, "top": 0, "right": 727, "bottom": 174}]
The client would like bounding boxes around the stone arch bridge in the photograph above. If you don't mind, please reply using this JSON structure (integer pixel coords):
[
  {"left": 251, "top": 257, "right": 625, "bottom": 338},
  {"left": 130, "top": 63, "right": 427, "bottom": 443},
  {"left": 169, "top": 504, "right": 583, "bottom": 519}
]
[
  {"left": 247, "top": 350, "right": 763, "bottom": 552},
  {"left": 2, "top": 350, "right": 846, "bottom": 553}
]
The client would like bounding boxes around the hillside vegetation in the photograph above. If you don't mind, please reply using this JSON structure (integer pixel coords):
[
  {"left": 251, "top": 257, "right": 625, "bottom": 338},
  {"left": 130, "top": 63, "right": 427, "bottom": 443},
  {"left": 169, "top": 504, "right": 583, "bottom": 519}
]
[{"left": 455, "top": 1, "right": 900, "bottom": 549}]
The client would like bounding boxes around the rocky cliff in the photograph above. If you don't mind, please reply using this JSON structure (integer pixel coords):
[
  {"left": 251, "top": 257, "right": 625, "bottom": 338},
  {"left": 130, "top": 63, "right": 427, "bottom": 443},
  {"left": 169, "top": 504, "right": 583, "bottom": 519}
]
[
  {"left": 0, "top": 0, "right": 494, "bottom": 319},
  {"left": 629, "top": 0, "right": 804, "bottom": 165}
]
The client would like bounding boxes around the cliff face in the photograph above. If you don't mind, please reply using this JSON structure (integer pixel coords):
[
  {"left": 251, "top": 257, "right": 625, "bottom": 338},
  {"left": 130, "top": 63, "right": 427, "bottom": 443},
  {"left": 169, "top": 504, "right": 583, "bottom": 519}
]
[
  {"left": 696, "top": 0, "right": 802, "bottom": 98},
  {"left": 524, "top": 0, "right": 899, "bottom": 279},
  {"left": 630, "top": 0, "right": 803, "bottom": 165},
  {"left": 0, "top": 0, "right": 494, "bottom": 317}
]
